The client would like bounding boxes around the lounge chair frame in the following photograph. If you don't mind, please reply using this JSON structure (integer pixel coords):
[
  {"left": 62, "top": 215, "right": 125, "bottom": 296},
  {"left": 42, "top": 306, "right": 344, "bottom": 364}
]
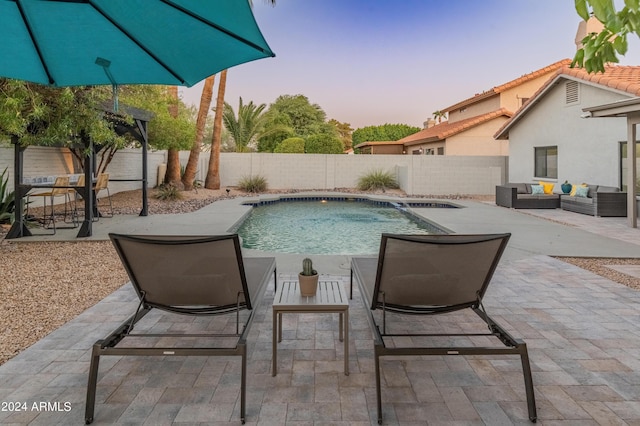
[
  {"left": 84, "top": 234, "right": 276, "bottom": 425},
  {"left": 351, "top": 233, "right": 537, "bottom": 424}
]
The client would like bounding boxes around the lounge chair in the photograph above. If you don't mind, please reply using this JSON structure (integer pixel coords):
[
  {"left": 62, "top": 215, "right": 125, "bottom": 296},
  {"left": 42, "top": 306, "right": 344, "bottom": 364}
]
[
  {"left": 84, "top": 234, "right": 276, "bottom": 425},
  {"left": 351, "top": 233, "right": 537, "bottom": 424}
]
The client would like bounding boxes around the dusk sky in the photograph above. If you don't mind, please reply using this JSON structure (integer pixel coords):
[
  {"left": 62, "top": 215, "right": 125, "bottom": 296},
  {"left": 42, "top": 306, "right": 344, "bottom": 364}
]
[{"left": 182, "top": 0, "right": 640, "bottom": 130}]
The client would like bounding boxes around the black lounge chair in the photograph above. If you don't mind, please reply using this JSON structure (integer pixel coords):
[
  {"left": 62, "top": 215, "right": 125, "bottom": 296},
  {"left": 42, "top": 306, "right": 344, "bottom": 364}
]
[
  {"left": 85, "top": 234, "right": 276, "bottom": 425},
  {"left": 351, "top": 233, "right": 537, "bottom": 424}
]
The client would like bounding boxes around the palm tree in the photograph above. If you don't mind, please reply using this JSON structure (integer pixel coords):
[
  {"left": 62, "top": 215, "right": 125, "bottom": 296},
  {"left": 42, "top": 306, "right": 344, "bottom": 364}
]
[
  {"left": 205, "top": 0, "right": 276, "bottom": 189},
  {"left": 182, "top": 75, "right": 215, "bottom": 190},
  {"left": 223, "top": 97, "right": 270, "bottom": 152},
  {"left": 432, "top": 110, "right": 446, "bottom": 124},
  {"left": 164, "top": 86, "right": 182, "bottom": 187},
  {"left": 205, "top": 69, "right": 227, "bottom": 189}
]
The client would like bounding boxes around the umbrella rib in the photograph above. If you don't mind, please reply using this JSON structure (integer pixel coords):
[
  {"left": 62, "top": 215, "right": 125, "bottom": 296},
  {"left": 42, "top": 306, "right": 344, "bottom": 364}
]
[
  {"left": 15, "top": 0, "right": 55, "bottom": 85},
  {"left": 161, "top": 0, "right": 275, "bottom": 57},
  {"left": 88, "top": 0, "right": 188, "bottom": 85}
]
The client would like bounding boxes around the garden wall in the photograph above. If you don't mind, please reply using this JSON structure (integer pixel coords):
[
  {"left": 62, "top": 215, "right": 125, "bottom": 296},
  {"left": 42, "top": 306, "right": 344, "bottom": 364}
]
[{"left": 1, "top": 145, "right": 507, "bottom": 197}]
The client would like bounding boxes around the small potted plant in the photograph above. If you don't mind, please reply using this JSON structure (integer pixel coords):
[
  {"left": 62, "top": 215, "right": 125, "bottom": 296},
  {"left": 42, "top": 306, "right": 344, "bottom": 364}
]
[
  {"left": 299, "top": 257, "right": 319, "bottom": 296},
  {"left": 561, "top": 180, "right": 572, "bottom": 194}
]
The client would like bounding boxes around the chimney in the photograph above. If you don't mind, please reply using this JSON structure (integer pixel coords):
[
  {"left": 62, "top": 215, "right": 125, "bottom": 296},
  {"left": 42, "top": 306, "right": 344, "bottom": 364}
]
[
  {"left": 423, "top": 118, "right": 436, "bottom": 129},
  {"left": 575, "top": 17, "right": 604, "bottom": 50}
]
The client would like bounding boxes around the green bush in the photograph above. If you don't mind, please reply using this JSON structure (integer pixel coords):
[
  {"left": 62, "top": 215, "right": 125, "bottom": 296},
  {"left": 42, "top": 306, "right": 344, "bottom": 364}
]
[
  {"left": 0, "top": 167, "right": 15, "bottom": 224},
  {"left": 357, "top": 169, "right": 399, "bottom": 192},
  {"left": 155, "top": 183, "right": 183, "bottom": 201},
  {"left": 238, "top": 175, "right": 267, "bottom": 193},
  {"left": 274, "top": 137, "right": 305, "bottom": 153},
  {"left": 305, "top": 134, "right": 343, "bottom": 154}
]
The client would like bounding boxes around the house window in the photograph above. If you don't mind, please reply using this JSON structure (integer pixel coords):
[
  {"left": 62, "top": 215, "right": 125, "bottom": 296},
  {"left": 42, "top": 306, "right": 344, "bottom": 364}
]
[
  {"left": 565, "top": 81, "right": 579, "bottom": 104},
  {"left": 437, "top": 147, "right": 444, "bottom": 155},
  {"left": 534, "top": 146, "right": 557, "bottom": 179},
  {"left": 620, "top": 141, "right": 640, "bottom": 194}
]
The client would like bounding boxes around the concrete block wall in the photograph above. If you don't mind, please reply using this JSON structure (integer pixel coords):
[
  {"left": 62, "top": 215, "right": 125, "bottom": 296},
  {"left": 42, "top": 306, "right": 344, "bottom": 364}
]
[
  {"left": 2, "top": 145, "right": 507, "bottom": 197},
  {"left": 0, "top": 145, "right": 166, "bottom": 195}
]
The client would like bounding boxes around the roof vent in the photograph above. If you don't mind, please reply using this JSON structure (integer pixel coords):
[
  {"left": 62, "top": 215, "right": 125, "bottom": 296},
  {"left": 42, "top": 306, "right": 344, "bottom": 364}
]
[{"left": 565, "top": 81, "right": 579, "bottom": 104}]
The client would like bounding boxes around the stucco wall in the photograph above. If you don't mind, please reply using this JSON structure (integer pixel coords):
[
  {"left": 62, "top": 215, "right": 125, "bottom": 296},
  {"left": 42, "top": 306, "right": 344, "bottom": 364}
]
[
  {"left": 507, "top": 79, "right": 630, "bottom": 186},
  {"left": 446, "top": 117, "right": 510, "bottom": 156},
  {"left": 448, "top": 96, "right": 500, "bottom": 122}
]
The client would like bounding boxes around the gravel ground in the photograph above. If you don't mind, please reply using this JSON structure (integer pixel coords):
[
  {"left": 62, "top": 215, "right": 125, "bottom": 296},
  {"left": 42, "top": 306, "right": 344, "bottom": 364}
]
[{"left": 0, "top": 188, "right": 638, "bottom": 366}]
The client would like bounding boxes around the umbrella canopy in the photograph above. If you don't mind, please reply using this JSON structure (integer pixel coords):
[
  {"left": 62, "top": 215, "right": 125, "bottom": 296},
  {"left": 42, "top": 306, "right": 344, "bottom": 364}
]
[{"left": 0, "top": 0, "right": 275, "bottom": 88}]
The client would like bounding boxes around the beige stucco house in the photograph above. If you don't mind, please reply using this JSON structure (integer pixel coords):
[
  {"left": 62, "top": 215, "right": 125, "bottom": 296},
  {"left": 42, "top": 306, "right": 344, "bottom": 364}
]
[{"left": 399, "top": 59, "right": 572, "bottom": 156}]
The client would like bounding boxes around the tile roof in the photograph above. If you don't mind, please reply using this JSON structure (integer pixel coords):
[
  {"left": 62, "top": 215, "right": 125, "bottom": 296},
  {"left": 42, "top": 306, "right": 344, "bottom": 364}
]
[
  {"left": 400, "top": 108, "right": 513, "bottom": 146},
  {"left": 442, "top": 59, "right": 572, "bottom": 113},
  {"left": 495, "top": 64, "right": 640, "bottom": 139},
  {"left": 353, "top": 140, "right": 404, "bottom": 149}
]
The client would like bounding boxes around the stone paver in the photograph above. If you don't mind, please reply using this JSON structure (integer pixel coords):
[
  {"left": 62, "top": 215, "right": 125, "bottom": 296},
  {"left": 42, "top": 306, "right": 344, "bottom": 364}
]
[{"left": 1, "top": 201, "right": 640, "bottom": 424}]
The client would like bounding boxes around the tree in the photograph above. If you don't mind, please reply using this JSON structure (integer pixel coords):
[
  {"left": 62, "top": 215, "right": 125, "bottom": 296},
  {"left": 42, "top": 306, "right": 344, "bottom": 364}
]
[
  {"left": 305, "top": 134, "right": 344, "bottom": 154},
  {"left": 329, "top": 119, "right": 353, "bottom": 151},
  {"left": 223, "top": 97, "right": 270, "bottom": 152},
  {"left": 352, "top": 123, "right": 421, "bottom": 145},
  {"left": 267, "top": 94, "right": 327, "bottom": 137},
  {"left": 164, "top": 86, "right": 182, "bottom": 187},
  {"left": 205, "top": 69, "right": 227, "bottom": 189},
  {"left": 182, "top": 75, "right": 215, "bottom": 190},
  {"left": 274, "top": 137, "right": 305, "bottom": 153},
  {"left": 0, "top": 79, "right": 116, "bottom": 147},
  {"left": 257, "top": 111, "right": 295, "bottom": 152},
  {"left": 432, "top": 110, "right": 446, "bottom": 124},
  {"left": 573, "top": 0, "right": 640, "bottom": 73}
]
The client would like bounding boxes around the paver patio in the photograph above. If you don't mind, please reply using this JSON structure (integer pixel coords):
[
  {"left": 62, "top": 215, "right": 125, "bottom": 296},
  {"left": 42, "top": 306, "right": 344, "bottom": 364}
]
[{"left": 1, "top": 199, "right": 639, "bottom": 424}]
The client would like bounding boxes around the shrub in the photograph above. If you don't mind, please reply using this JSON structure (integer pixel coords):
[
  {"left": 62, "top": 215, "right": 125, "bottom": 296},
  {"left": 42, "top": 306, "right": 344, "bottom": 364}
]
[
  {"left": 357, "top": 169, "right": 399, "bottom": 192},
  {"left": 238, "top": 175, "right": 267, "bottom": 193},
  {"left": 305, "top": 134, "right": 344, "bottom": 154},
  {"left": 0, "top": 167, "right": 15, "bottom": 224},
  {"left": 155, "top": 183, "right": 183, "bottom": 201},
  {"left": 274, "top": 137, "right": 305, "bottom": 153}
]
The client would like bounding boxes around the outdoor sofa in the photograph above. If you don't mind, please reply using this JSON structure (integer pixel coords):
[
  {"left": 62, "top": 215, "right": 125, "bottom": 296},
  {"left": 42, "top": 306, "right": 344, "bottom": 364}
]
[
  {"left": 495, "top": 183, "right": 560, "bottom": 209},
  {"left": 560, "top": 184, "right": 627, "bottom": 217}
]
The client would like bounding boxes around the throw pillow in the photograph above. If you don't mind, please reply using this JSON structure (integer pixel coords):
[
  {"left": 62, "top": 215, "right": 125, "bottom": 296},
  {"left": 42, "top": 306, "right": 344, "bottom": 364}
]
[
  {"left": 570, "top": 183, "right": 587, "bottom": 196},
  {"left": 574, "top": 185, "right": 589, "bottom": 197},
  {"left": 531, "top": 184, "right": 545, "bottom": 195},
  {"left": 538, "top": 181, "right": 554, "bottom": 194}
]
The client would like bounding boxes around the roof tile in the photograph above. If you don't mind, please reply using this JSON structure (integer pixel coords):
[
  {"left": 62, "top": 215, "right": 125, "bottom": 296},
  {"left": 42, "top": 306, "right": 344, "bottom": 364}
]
[{"left": 400, "top": 108, "right": 512, "bottom": 146}]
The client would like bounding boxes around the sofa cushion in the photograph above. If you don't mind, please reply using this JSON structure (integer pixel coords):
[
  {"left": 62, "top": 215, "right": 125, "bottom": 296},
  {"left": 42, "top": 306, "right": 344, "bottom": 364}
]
[
  {"left": 570, "top": 183, "right": 587, "bottom": 196},
  {"left": 575, "top": 186, "right": 590, "bottom": 198},
  {"left": 512, "top": 183, "right": 528, "bottom": 194},
  {"left": 596, "top": 185, "right": 619, "bottom": 193},
  {"left": 587, "top": 184, "right": 598, "bottom": 198},
  {"left": 531, "top": 184, "right": 544, "bottom": 195}
]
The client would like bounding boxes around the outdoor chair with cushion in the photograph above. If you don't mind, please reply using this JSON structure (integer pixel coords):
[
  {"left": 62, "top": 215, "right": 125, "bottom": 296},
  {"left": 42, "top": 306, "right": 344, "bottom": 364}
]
[
  {"left": 84, "top": 233, "right": 277, "bottom": 425},
  {"left": 351, "top": 233, "right": 537, "bottom": 424},
  {"left": 26, "top": 176, "right": 76, "bottom": 234},
  {"left": 93, "top": 173, "right": 113, "bottom": 219}
]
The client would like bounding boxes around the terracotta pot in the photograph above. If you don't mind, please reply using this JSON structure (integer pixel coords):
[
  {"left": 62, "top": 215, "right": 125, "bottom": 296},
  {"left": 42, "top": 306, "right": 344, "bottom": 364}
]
[{"left": 298, "top": 273, "right": 319, "bottom": 296}]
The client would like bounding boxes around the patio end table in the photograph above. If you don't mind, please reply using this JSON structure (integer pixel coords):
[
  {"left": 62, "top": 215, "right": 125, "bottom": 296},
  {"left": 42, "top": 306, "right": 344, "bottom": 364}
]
[{"left": 272, "top": 280, "right": 349, "bottom": 376}]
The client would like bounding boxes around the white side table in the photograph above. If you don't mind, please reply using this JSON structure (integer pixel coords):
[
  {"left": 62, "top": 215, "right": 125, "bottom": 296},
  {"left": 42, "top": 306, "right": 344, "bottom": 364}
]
[{"left": 272, "top": 280, "right": 349, "bottom": 376}]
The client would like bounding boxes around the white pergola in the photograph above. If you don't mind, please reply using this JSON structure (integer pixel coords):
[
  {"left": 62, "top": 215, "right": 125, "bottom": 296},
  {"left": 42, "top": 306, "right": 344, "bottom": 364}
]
[{"left": 583, "top": 97, "right": 640, "bottom": 228}]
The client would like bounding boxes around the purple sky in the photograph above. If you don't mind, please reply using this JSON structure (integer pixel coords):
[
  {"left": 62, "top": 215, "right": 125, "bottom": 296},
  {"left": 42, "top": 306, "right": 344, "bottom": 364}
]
[{"left": 182, "top": 0, "right": 640, "bottom": 130}]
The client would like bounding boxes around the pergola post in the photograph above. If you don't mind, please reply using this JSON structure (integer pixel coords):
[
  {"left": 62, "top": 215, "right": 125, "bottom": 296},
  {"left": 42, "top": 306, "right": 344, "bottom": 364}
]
[{"left": 628, "top": 115, "right": 640, "bottom": 228}]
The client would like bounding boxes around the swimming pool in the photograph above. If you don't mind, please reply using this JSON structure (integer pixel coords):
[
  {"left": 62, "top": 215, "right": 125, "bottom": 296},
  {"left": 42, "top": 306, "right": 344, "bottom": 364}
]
[{"left": 235, "top": 197, "right": 452, "bottom": 255}]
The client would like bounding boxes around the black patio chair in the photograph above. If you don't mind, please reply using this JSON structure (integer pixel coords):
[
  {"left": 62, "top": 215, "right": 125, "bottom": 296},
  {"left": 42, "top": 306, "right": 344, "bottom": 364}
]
[
  {"left": 84, "top": 233, "right": 276, "bottom": 425},
  {"left": 351, "top": 233, "right": 537, "bottom": 424}
]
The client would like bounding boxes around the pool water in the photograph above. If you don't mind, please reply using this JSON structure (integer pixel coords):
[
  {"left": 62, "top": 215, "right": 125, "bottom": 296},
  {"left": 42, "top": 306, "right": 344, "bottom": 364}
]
[{"left": 236, "top": 199, "right": 445, "bottom": 255}]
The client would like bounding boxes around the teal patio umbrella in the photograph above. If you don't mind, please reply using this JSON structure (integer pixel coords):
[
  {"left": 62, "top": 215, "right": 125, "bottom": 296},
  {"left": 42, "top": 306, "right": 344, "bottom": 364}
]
[
  {"left": 2, "top": 0, "right": 275, "bottom": 239},
  {"left": 0, "top": 0, "right": 275, "bottom": 88}
]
